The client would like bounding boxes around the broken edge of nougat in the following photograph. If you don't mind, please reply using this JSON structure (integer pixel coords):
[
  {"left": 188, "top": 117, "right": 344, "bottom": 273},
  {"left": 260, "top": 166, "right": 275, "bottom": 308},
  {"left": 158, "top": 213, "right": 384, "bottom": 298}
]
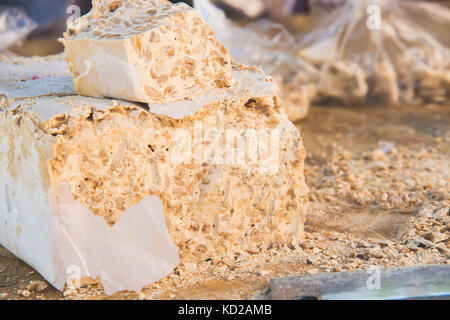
[{"left": 61, "top": 0, "right": 234, "bottom": 104}]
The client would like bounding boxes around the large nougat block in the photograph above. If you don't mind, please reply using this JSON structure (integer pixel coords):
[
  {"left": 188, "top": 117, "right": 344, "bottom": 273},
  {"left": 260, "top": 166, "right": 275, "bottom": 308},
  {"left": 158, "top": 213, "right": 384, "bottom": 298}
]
[
  {"left": 0, "top": 62, "right": 308, "bottom": 292},
  {"left": 62, "top": 0, "right": 233, "bottom": 103}
]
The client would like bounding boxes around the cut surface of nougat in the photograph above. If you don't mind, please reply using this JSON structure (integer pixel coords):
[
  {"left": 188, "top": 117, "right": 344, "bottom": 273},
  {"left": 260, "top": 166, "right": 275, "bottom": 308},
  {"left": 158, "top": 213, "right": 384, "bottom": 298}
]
[{"left": 62, "top": 0, "right": 234, "bottom": 104}]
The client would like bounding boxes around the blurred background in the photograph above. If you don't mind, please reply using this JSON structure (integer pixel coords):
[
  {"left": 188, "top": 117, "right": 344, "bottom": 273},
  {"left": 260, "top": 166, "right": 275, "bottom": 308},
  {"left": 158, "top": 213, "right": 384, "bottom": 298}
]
[
  {"left": 2, "top": 0, "right": 447, "bottom": 56},
  {"left": 1, "top": 0, "right": 449, "bottom": 119}
]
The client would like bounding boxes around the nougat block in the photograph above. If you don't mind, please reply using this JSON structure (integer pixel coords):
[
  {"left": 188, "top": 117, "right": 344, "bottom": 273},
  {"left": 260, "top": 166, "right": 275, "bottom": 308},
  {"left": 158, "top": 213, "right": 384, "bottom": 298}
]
[
  {"left": 62, "top": 0, "right": 234, "bottom": 103},
  {"left": 0, "top": 62, "right": 308, "bottom": 293}
]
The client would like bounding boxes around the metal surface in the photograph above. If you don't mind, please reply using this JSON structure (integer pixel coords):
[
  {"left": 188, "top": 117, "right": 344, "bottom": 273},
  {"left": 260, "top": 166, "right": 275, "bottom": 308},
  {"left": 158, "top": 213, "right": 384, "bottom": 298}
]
[{"left": 266, "top": 265, "right": 450, "bottom": 300}]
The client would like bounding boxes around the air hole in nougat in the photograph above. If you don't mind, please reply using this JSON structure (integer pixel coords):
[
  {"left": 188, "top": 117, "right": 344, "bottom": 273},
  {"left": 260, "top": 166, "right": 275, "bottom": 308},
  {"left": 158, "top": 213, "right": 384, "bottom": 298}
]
[{"left": 108, "top": 1, "right": 122, "bottom": 12}]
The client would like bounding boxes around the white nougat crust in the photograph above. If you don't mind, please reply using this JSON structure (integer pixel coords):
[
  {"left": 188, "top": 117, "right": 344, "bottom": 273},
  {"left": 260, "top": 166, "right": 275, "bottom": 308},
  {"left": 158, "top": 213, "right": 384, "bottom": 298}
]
[{"left": 0, "top": 105, "right": 179, "bottom": 294}]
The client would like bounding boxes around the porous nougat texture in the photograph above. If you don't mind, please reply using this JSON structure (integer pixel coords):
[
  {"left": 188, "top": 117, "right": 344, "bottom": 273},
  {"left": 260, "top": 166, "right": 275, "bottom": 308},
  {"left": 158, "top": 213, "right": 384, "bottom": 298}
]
[
  {"left": 62, "top": 0, "right": 233, "bottom": 104},
  {"left": 43, "top": 71, "right": 308, "bottom": 261}
]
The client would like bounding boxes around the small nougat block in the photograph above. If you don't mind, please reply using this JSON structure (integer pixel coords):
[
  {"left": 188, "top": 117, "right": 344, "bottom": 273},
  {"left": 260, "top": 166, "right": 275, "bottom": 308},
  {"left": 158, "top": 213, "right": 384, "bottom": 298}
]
[{"left": 62, "top": 0, "right": 234, "bottom": 103}]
